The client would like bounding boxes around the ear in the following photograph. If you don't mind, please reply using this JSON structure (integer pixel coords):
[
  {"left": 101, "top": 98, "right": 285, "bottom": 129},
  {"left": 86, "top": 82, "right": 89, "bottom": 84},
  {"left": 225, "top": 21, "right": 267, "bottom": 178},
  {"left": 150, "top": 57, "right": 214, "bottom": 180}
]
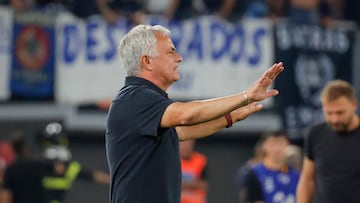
[
  {"left": 140, "top": 55, "right": 152, "bottom": 71},
  {"left": 353, "top": 99, "right": 358, "bottom": 111},
  {"left": 141, "top": 55, "right": 151, "bottom": 65}
]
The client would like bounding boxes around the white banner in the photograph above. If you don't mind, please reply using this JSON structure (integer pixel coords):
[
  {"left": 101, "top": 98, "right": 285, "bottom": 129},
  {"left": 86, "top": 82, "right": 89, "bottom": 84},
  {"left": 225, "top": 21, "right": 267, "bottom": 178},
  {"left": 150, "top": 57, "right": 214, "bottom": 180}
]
[
  {"left": 0, "top": 6, "right": 12, "bottom": 101},
  {"left": 56, "top": 14, "right": 273, "bottom": 104}
]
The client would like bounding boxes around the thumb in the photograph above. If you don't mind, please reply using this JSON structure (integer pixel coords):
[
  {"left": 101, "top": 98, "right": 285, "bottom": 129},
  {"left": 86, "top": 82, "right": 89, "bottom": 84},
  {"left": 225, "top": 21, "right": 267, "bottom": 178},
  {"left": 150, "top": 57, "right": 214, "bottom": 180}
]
[
  {"left": 251, "top": 103, "right": 263, "bottom": 113},
  {"left": 236, "top": 103, "right": 263, "bottom": 121}
]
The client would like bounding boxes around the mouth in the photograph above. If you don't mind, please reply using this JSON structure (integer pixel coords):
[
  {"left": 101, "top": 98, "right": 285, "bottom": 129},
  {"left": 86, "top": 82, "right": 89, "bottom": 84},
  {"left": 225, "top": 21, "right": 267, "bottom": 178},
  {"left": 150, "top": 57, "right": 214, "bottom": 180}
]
[{"left": 331, "top": 123, "right": 345, "bottom": 130}]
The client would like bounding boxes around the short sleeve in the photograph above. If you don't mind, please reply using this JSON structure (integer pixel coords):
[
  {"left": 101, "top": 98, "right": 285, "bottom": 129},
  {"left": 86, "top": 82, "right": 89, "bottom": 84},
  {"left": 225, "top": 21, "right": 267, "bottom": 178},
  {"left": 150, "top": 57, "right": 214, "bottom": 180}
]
[
  {"left": 304, "top": 127, "right": 316, "bottom": 161},
  {"left": 244, "top": 169, "right": 264, "bottom": 202},
  {"left": 2, "top": 167, "right": 14, "bottom": 190},
  {"left": 132, "top": 88, "right": 173, "bottom": 137},
  {"left": 235, "top": 164, "right": 251, "bottom": 189}
]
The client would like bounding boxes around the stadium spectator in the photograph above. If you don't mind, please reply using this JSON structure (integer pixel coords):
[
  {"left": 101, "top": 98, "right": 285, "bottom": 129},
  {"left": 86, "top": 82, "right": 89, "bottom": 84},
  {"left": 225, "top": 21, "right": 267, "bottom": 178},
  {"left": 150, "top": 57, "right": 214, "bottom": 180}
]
[
  {"left": 242, "top": 131, "right": 300, "bottom": 203},
  {"left": 96, "top": 0, "right": 145, "bottom": 24},
  {"left": 288, "top": 0, "right": 320, "bottom": 24},
  {"left": 284, "top": 144, "right": 303, "bottom": 172},
  {"left": 297, "top": 80, "right": 360, "bottom": 203},
  {"left": 40, "top": 122, "right": 110, "bottom": 203},
  {"left": 10, "top": 0, "right": 35, "bottom": 11},
  {"left": 162, "top": 0, "right": 204, "bottom": 21},
  {"left": 0, "top": 131, "right": 65, "bottom": 203},
  {"left": 344, "top": 0, "right": 360, "bottom": 27},
  {"left": 0, "top": 141, "right": 15, "bottom": 188},
  {"left": 180, "top": 140, "right": 208, "bottom": 203},
  {"left": 244, "top": 0, "right": 287, "bottom": 22},
  {"left": 235, "top": 136, "right": 264, "bottom": 203},
  {"left": 202, "top": 0, "right": 248, "bottom": 23}
]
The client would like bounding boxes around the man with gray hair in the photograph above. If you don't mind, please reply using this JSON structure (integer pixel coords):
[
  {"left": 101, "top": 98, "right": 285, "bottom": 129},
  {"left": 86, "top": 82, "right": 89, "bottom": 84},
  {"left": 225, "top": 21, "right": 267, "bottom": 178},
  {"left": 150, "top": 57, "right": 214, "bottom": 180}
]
[{"left": 105, "top": 24, "right": 284, "bottom": 203}]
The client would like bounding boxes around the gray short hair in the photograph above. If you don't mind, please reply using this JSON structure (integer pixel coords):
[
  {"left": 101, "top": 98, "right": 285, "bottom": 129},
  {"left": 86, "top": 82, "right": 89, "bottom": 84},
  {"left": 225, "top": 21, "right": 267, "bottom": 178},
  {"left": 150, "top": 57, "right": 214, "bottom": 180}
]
[{"left": 118, "top": 24, "right": 171, "bottom": 75}]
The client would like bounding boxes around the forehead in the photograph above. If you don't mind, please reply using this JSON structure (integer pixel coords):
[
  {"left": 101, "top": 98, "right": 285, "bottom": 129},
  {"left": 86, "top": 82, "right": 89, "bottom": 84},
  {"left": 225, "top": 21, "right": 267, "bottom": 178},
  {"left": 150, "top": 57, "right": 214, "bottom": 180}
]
[
  {"left": 264, "top": 136, "right": 288, "bottom": 144},
  {"left": 322, "top": 96, "right": 353, "bottom": 110},
  {"left": 156, "top": 34, "right": 174, "bottom": 47}
]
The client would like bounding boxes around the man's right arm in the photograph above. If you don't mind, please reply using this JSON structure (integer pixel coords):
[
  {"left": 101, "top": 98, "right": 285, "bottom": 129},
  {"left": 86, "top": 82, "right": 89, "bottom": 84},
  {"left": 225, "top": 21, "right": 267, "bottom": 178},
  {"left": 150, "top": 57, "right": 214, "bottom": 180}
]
[{"left": 296, "top": 157, "right": 315, "bottom": 203}]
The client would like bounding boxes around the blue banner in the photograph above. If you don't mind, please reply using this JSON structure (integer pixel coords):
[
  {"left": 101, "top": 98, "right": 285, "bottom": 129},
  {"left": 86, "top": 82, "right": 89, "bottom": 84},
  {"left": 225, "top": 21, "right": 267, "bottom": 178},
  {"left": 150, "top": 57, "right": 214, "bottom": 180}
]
[{"left": 10, "top": 11, "right": 56, "bottom": 100}]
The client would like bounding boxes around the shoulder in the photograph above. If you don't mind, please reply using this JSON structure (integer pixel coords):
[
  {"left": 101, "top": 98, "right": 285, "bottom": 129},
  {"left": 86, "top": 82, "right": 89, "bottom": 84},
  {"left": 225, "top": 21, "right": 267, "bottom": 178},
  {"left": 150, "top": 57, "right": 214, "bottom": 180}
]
[
  {"left": 307, "top": 123, "right": 329, "bottom": 140},
  {"left": 114, "top": 84, "right": 153, "bottom": 99},
  {"left": 244, "top": 168, "right": 261, "bottom": 184},
  {"left": 115, "top": 85, "right": 171, "bottom": 104},
  {"left": 309, "top": 122, "right": 328, "bottom": 133},
  {"left": 246, "top": 163, "right": 266, "bottom": 178},
  {"left": 251, "top": 163, "right": 265, "bottom": 172}
]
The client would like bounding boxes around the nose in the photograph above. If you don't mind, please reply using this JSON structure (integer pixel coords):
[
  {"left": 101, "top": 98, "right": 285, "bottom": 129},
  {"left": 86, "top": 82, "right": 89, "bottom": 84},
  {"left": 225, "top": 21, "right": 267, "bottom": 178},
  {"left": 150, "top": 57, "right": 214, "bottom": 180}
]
[
  {"left": 329, "top": 114, "right": 340, "bottom": 123},
  {"left": 176, "top": 52, "right": 183, "bottom": 63}
]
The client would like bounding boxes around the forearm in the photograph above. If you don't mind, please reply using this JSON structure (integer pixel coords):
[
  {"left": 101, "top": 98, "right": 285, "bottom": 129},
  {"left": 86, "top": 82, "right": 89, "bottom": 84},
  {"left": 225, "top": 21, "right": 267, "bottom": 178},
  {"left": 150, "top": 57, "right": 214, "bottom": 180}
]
[
  {"left": 176, "top": 116, "right": 227, "bottom": 140},
  {"left": 193, "top": 92, "right": 250, "bottom": 120},
  {"left": 176, "top": 103, "right": 262, "bottom": 140},
  {"left": 164, "top": 92, "right": 249, "bottom": 128},
  {"left": 296, "top": 178, "right": 315, "bottom": 203}
]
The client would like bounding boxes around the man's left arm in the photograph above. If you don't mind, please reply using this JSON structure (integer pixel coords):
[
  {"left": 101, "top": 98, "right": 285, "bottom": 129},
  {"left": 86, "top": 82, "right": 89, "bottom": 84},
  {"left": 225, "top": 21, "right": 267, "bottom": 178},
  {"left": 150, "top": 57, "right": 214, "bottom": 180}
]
[{"left": 176, "top": 102, "right": 262, "bottom": 140}]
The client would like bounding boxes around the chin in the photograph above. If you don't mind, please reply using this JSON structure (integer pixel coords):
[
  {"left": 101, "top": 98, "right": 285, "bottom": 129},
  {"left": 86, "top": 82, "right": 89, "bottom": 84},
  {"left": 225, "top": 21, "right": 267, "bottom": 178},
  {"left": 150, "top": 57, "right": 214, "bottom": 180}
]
[
  {"left": 331, "top": 126, "right": 347, "bottom": 132},
  {"left": 173, "top": 75, "right": 180, "bottom": 81}
]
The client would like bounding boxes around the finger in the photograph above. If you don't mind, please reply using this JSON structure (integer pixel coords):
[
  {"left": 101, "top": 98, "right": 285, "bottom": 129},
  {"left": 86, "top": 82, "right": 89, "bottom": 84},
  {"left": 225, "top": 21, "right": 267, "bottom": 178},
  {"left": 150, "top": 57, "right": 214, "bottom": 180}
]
[
  {"left": 273, "top": 62, "right": 284, "bottom": 78},
  {"left": 251, "top": 103, "right": 263, "bottom": 113},
  {"left": 236, "top": 103, "right": 263, "bottom": 121},
  {"left": 266, "top": 89, "right": 279, "bottom": 97},
  {"left": 244, "top": 103, "right": 262, "bottom": 118},
  {"left": 266, "top": 62, "right": 284, "bottom": 80},
  {"left": 246, "top": 102, "right": 263, "bottom": 113},
  {"left": 254, "top": 104, "right": 264, "bottom": 112},
  {"left": 259, "top": 73, "right": 274, "bottom": 87},
  {"left": 260, "top": 64, "right": 277, "bottom": 83}
]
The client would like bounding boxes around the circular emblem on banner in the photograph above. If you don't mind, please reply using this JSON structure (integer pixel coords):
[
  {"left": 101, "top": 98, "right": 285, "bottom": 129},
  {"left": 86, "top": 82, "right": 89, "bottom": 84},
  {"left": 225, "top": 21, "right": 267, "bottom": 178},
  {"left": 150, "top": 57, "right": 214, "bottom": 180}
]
[
  {"left": 15, "top": 25, "right": 50, "bottom": 70},
  {"left": 294, "top": 53, "right": 335, "bottom": 106}
]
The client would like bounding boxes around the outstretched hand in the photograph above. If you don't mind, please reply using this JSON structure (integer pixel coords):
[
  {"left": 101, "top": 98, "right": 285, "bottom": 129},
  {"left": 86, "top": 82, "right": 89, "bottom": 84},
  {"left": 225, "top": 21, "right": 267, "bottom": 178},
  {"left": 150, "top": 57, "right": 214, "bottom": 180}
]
[{"left": 246, "top": 62, "right": 284, "bottom": 102}]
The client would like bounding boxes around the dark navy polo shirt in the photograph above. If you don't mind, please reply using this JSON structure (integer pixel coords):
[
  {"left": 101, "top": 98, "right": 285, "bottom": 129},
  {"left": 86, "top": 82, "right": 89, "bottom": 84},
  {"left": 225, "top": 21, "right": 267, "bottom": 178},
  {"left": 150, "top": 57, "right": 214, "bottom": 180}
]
[{"left": 105, "top": 76, "right": 181, "bottom": 203}]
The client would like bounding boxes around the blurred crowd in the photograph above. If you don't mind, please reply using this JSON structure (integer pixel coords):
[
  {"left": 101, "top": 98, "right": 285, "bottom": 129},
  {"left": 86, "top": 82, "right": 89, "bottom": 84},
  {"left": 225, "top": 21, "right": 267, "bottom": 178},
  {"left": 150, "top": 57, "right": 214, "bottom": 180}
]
[
  {"left": 0, "top": 123, "right": 110, "bottom": 203},
  {"left": 0, "top": 0, "right": 359, "bottom": 27}
]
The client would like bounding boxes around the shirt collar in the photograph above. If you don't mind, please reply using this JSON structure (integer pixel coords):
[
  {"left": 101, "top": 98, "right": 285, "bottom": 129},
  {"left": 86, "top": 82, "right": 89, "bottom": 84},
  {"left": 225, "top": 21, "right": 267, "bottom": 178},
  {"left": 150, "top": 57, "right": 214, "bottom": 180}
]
[{"left": 125, "top": 76, "right": 169, "bottom": 98}]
